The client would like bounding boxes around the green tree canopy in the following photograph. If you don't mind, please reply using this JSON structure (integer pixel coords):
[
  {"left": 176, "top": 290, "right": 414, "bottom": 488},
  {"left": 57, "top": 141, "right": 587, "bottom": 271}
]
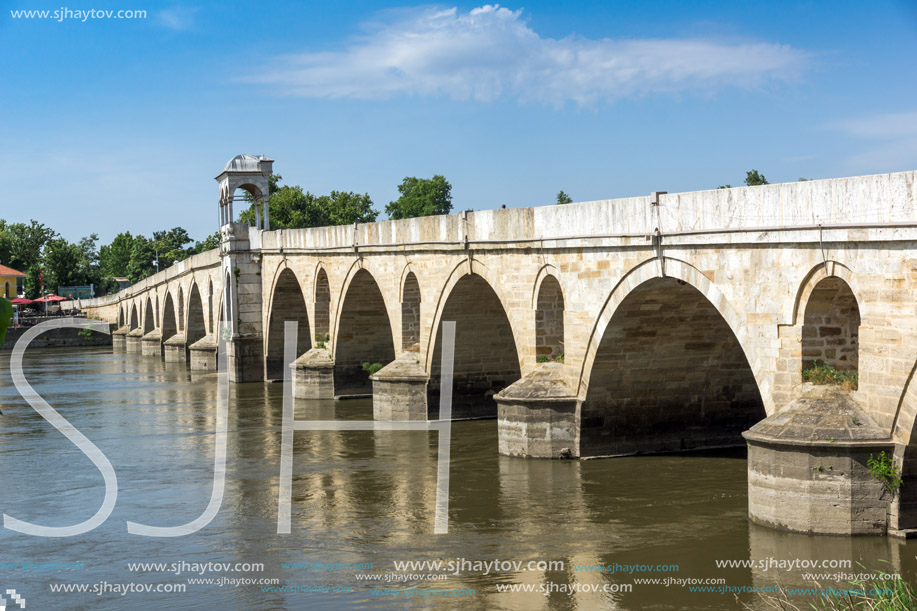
[
  {"left": 126, "top": 235, "right": 156, "bottom": 283},
  {"left": 100, "top": 232, "right": 135, "bottom": 278},
  {"left": 385, "top": 175, "right": 452, "bottom": 220},
  {"left": 152, "top": 227, "right": 193, "bottom": 267},
  {"left": 556, "top": 190, "right": 572, "bottom": 205},
  {"left": 193, "top": 232, "right": 221, "bottom": 254},
  {"left": 239, "top": 179, "right": 378, "bottom": 229},
  {"left": 745, "top": 170, "right": 769, "bottom": 186}
]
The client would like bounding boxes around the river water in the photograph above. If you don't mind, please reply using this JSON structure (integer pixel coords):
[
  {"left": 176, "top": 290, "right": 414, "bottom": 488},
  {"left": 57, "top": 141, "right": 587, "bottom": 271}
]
[{"left": 0, "top": 347, "right": 914, "bottom": 610}]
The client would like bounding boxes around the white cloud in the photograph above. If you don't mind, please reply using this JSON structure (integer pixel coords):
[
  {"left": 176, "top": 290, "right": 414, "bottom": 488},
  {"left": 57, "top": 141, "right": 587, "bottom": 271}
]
[
  {"left": 245, "top": 4, "right": 810, "bottom": 106},
  {"left": 835, "top": 111, "right": 917, "bottom": 140},
  {"left": 157, "top": 7, "right": 197, "bottom": 31},
  {"left": 832, "top": 111, "right": 917, "bottom": 172}
]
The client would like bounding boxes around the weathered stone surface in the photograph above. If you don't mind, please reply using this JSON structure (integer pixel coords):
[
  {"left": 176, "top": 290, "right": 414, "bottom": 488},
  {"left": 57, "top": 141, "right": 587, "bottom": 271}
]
[
  {"left": 744, "top": 385, "right": 894, "bottom": 536},
  {"left": 291, "top": 347, "right": 335, "bottom": 399},
  {"left": 163, "top": 332, "right": 188, "bottom": 362},
  {"left": 140, "top": 331, "right": 161, "bottom": 356},
  {"left": 496, "top": 363, "right": 579, "bottom": 458},
  {"left": 189, "top": 334, "right": 217, "bottom": 370},
  {"left": 372, "top": 352, "right": 429, "bottom": 420}
]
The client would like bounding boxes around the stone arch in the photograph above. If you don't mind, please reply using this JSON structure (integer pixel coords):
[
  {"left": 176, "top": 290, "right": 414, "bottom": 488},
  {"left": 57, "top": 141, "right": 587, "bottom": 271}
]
[
  {"left": 143, "top": 297, "right": 154, "bottom": 333},
  {"left": 801, "top": 277, "right": 860, "bottom": 373},
  {"left": 401, "top": 271, "right": 421, "bottom": 352},
  {"left": 772, "top": 262, "right": 862, "bottom": 409},
  {"left": 534, "top": 274, "right": 564, "bottom": 361},
  {"left": 579, "top": 257, "right": 767, "bottom": 412},
  {"left": 129, "top": 303, "right": 138, "bottom": 330},
  {"left": 428, "top": 271, "right": 522, "bottom": 419},
  {"left": 187, "top": 282, "right": 207, "bottom": 347},
  {"left": 425, "top": 258, "right": 523, "bottom": 376},
  {"left": 178, "top": 285, "right": 185, "bottom": 332},
  {"left": 161, "top": 292, "right": 178, "bottom": 343},
  {"left": 333, "top": 267, "right": 395, "bottom": 395},
  {"left": 118, "top": 306, "right": 124, "bottom": 327},
  {"left": 580, "top": 275, "right": 765, "bottom": 457},
  {"left": 313, "top": 266, "right": 331, "bottom": 344},
  {"left": 265, "top": 265, "right": 311, "bottom": 380},
  {"left": 785, "top": 262, "right": 861, "bottom": 326},
  {"left": 889, "top": 350, "right": 917, "bottom": 532}
]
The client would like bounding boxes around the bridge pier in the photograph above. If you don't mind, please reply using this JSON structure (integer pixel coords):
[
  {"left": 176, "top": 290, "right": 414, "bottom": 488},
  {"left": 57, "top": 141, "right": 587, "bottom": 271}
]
[
  {"left": 371, "top": 353, "right": 429, "bottom": 420},
  {"left": 163, "top": 334, "right": 188, "bottom": 362},
  {"left": 126, "top": 329, "right": 143, "bottom": 352},
  {"left": 743, "top": 386, "right": 893, "bottom": 535},
  {"left": 496, "top": 363, "right": 579, "bottom": 458},
  {"left": 141, "top": 331, "right": 161, "bottom": 357},
  {"left": 112, "top": 326, "right": 128, "bottom": 350},
  {"left": 189, "top": 335, "right": 217, "bottom": 370},
  {"left": 291, "top": 347, "right": 335, "bottom": 399}
]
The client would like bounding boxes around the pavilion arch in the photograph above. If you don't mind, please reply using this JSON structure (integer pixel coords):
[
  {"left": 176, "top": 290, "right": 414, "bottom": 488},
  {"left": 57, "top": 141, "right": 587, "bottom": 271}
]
[
  {"left": 426, "top": 264, "right": 522, "bottom": 419},
  {"left": 313, "top": 265, "right": 331, "bottom": 344},
  {"left": 143, "top": 297, "right": 155, "bottom": 334},
  {"left": 186, "top": 282, "right": 207, "bottom": 348},
  {"left": 580, "top": 272, "right": 766, "bottom": 457},
  {"left": 223, "top": 271, "right": 235, "bottom": 335},
  {"left": 161, "top": 292, "right": 178, "bottom": 344},
  {"left": 265, "top": 264, "right": 311, "bottom": 381},
  {"left": 578, "top": 257, "right": 768, "bottom": 412},
  {"left": 207, "top": 278, "right": 214, "bottom": 334},
  {"left": 401, "top": 269, "right": 421, "bottom": 352},
  {"left": 533, "top": 270, "right": 565, "bottom": 361}
]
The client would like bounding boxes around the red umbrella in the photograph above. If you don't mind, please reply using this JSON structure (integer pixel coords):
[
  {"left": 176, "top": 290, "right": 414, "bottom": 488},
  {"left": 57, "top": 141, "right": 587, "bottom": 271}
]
[
  {"left": 36, "top": 294, "right": 67, "bottom": 303},
  {"left": 9, "top": 298, "right": 33, "bottom": 305}
]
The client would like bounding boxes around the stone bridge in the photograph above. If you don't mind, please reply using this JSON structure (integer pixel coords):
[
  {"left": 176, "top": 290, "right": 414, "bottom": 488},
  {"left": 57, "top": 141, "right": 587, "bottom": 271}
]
[{"left": 76, "top": 156, "right": 917, "bottom": 537}]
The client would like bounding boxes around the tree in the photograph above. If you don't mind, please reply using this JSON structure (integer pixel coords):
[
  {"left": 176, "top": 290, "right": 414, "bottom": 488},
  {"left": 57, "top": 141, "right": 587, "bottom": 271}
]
[
  {"left": 320, "top": 191, "right": 378, "bottom": 225},
  {"left": 386, "top": 175, "right": 452, "bottom": 220},
  {"left": 42, "top": 237, "right": 83, "bottom": 291},
  {"left": 240, "top": 180, "right": 379, "bottom": 229},
  {"left": 556, "top": 190, "right": 572, "bottom": 205},
  {"left": 6, "top": 220, "right": 56, "bottom": 272},
  {"left": 126, "top": 235, "right": 156, "bottom": 282},
  {"left": 152, "top": 227, "right": 192, "bottom": 267},
  {"left": 100, "top": 232, "right": 135, "bottom": 278},
  {"left": 192, "top": 232, "right": 221, "bottom": 254},
  {"left": 745, "top": 170, "right": 768, "bottom": 186}
]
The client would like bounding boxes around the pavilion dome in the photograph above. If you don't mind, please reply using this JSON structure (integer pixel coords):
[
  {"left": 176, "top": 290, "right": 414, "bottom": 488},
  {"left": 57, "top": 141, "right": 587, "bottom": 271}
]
[{"left": 221, "top": 154, "right": 273, "bottom": 173}]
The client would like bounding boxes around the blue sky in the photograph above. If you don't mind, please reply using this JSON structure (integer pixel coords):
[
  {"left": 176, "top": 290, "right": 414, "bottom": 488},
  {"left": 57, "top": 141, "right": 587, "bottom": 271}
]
[{"left": 1, "top": 1, "right": 916, "bottom": 243}]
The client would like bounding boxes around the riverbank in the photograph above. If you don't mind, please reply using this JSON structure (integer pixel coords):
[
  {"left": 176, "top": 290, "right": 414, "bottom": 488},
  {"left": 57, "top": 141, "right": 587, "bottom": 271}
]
[{"left": 0, "top": 323, "right": 114, "bottom": 350}]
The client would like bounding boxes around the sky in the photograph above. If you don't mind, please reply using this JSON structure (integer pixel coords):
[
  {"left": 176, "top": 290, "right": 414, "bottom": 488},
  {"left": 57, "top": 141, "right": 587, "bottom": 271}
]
[{"left": 1, "top": 0, "right": 916, "bottom": 244}]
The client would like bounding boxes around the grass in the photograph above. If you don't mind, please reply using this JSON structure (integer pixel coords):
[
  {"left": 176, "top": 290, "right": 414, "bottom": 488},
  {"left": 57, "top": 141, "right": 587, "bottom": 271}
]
[
  {"left": 315, "top": 333, "right": 329, "bottom": 350},
  {"left": 867, "top": 451, "right": 902, "bottom": 493},
  {"left": 362, "top": 362, "right": 384, "bottom": 377},
  {"left": 802, "top": 360, "right": 858, "bottom": 390},
  {"left": 739, "top": 563, "right": 917, "bottom": 610},
  {"left": 77, "top": 327, "right": 94, "bottom": 340}
]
